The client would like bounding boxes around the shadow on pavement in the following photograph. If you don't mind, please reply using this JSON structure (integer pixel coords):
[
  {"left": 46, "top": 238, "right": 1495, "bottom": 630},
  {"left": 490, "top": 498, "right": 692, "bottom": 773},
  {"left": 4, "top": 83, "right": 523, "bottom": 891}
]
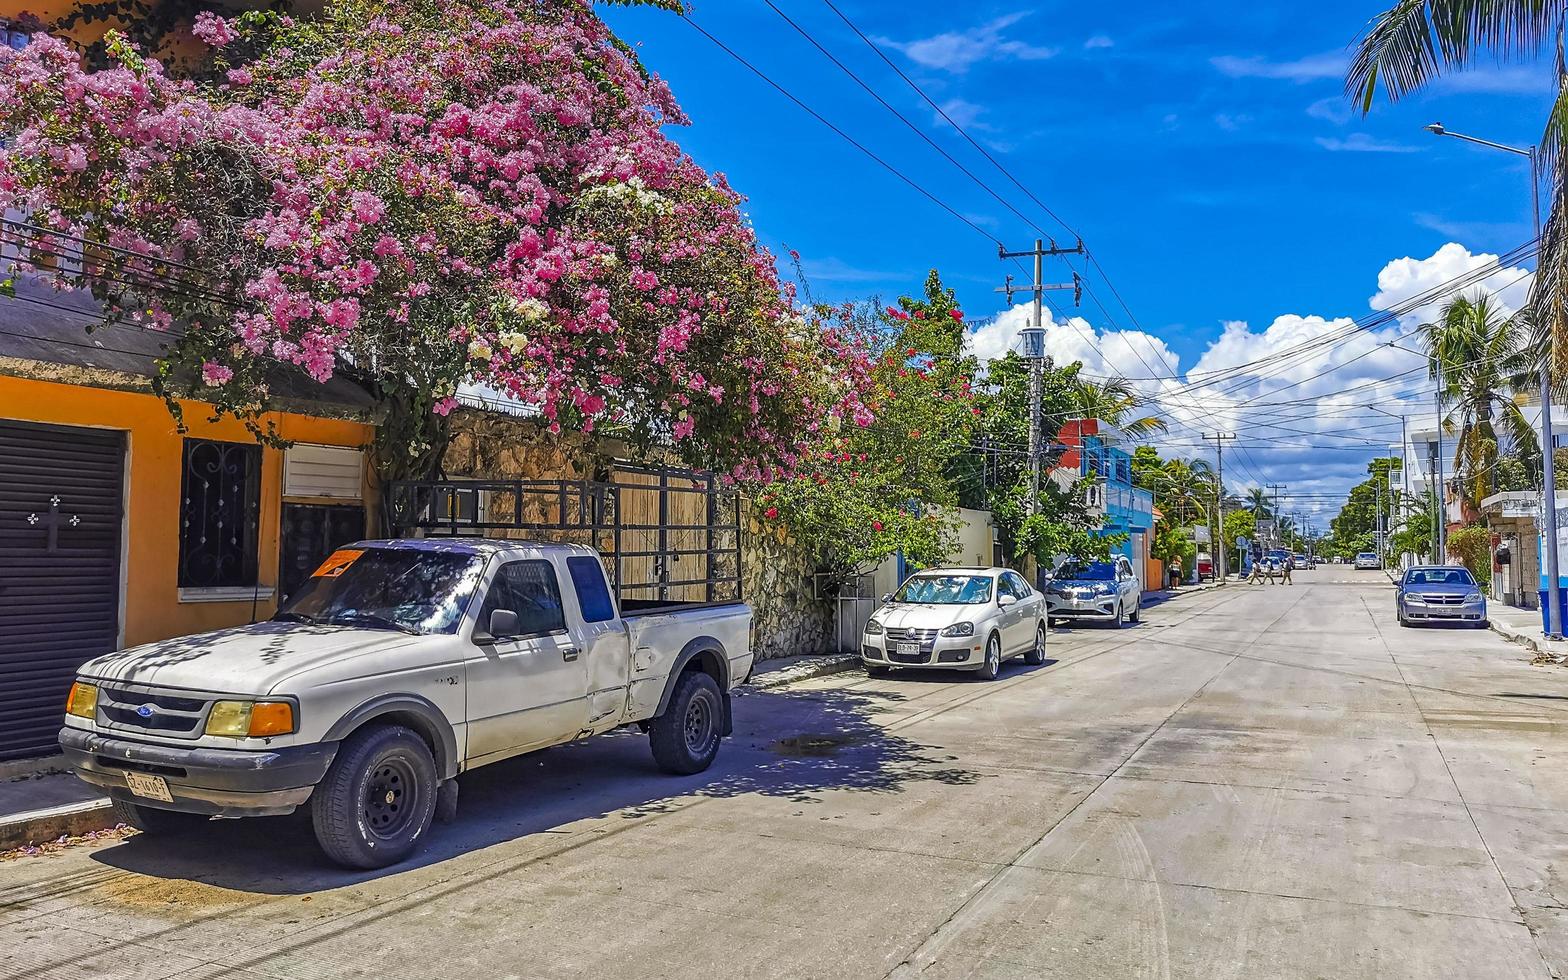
[{"left": 90, "top": 683, "right": 983, "bottom": 894}]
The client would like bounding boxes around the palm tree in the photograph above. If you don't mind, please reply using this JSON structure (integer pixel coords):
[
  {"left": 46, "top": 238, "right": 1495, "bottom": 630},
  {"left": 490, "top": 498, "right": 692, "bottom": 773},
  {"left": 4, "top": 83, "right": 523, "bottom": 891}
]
[
  {"left": 1244, "top": 486, "right": 1272, "bottom": 519},
  {"left": 1071, "top": 377, "right": 1167, "bottom": 440},
  {"left": 1420, "top": 293, "right": 1539, "bottom": 511},
  {"left": 1346, "top": 4, "right": 1568, "bottom": 378}
]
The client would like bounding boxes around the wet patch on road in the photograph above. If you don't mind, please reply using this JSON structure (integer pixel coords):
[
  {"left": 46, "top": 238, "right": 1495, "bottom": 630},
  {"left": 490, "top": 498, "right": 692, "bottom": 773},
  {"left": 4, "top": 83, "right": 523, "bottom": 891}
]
[{"left": 769, "top": 733, "right": 868, "bottom": 757}]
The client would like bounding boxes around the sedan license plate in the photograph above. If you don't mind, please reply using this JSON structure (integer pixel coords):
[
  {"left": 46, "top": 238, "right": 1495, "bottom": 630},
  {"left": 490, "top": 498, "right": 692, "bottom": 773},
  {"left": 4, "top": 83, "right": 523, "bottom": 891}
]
[
  {"left": 896, "top": 641, "right": 920, "bottom": 657},
  {"left": 124, "top": 771, "right": 173, "bottom": 802}
]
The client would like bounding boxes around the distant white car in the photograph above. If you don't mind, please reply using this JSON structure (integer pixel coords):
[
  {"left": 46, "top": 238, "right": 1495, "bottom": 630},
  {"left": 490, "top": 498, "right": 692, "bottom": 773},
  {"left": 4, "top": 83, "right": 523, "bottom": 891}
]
[
  {"left": 1354, "top": 552, "right": 1381, "bottom": 570},
  {"left": 862, "top": 567, "right": 1047, "bottom": 681}
]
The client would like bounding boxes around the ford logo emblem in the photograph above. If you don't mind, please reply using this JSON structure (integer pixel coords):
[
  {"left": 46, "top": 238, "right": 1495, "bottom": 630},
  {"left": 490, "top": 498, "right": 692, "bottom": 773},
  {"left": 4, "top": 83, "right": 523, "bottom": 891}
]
[{"left": 135, "top": 704, "right": 155, "bottom": 719}]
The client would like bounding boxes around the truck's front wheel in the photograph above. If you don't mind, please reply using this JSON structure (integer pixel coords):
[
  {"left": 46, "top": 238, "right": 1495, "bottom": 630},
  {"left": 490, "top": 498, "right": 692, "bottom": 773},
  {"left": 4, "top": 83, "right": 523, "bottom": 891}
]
[
  {"left": 649, "top": 671, "right": 724, "bottom": 775},
  {"left": 311, "top": 724, "right": 437, "bottom": 870}
]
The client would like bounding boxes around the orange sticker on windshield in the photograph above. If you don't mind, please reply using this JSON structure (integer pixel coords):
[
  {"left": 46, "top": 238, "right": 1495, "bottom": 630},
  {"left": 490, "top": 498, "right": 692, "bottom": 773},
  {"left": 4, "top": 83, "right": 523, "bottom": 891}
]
[{"left": 312, "top": 549, "right": 364, "bottom": 578}]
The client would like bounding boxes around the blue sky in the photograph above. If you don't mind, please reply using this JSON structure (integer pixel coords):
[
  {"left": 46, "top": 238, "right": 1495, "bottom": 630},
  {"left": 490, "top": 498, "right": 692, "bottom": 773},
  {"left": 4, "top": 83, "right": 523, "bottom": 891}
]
[{"left": 601, "top": 1, "right": 1556, "bottom": 520}]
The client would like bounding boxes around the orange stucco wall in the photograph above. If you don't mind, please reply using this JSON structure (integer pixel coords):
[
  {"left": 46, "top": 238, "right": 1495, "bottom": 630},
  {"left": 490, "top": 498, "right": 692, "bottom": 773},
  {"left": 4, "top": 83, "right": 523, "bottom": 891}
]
[{"left": 0, "top": 374, "right": 373, "bottom": 647}]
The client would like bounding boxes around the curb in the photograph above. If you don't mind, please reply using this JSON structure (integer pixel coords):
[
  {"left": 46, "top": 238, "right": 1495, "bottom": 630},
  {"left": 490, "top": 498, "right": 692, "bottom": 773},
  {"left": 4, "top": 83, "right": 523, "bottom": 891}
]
[
  {"left": 1487, "top": 618, "right": 1568, "bottom": 661},
  {"left": 745, "top": 653, "right": 862, "bottom": 691},
  {"left": 0, "top": 798, "right": 116, "bottom": 851}
]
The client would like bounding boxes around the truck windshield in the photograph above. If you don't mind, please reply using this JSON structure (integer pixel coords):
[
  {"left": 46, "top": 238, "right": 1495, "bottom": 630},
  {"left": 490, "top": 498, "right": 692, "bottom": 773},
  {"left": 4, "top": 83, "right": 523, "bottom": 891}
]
[
  {"left": 894, "top": 575, "right": 994, "bottom": 604},
  {"left": 276, "top": 548, "right": 485, "bottom": 635}
]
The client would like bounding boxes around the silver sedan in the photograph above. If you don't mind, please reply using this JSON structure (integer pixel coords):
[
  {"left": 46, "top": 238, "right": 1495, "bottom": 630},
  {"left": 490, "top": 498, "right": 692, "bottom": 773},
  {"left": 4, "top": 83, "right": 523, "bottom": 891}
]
[
  {"left": 1396, "top": 565, "right": 1488, "bottom": 627},
  {"left": 861, "top": 567, "right": 1047, "bottom": 681}
]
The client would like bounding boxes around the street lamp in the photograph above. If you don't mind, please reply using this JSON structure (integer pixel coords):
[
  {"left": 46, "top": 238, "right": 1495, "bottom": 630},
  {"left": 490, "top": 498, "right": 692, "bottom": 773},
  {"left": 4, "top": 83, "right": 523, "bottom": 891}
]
[{"left": 1425, "top": 122, "right": 1560, "bottom": 638}]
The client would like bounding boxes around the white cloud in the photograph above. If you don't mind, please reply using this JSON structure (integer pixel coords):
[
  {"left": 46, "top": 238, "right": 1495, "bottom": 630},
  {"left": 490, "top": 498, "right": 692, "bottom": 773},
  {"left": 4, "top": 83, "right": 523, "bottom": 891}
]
[
  {"left": 1306, "top": 97, "right": 1353, "bottom": 124},
  {"left": 1370, "top": 241, "right": 1533, "bottom": 326},
  {"left": 1211, "top": 51, "right": 1348, "bottom": 82},
  {"left": 1315, "top": 133, "right": 1419, "bottom": 153},
  {"left": 1214, "top": 112, "right": 1252, "bottom": 132},
  {"left": 1433, "top": 66, "right": 1553, "bottom": 95},
  {"left": 965, "top": 304, "right": 1181, "bottom": 379},
  {"left": 935, "top": 97, "right": 988, "bottom": 129},
  {"left": 879, "top": 14, "right": 1058, "bottom": 73},
  {"left": 1084, "top": 34, "right": 1114, "bottom": 50},
  {"left": 966, "top": 243, "right": 1534, "bottom": 524}
]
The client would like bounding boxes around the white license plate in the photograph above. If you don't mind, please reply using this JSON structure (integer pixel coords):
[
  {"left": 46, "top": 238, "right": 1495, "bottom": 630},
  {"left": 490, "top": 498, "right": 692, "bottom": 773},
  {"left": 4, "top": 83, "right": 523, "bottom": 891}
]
[
  {"left": 124, "top": 771, "right": 173, "bottom": 802},
  {"left": 896, "top": 641, "right": 920, "bottom": 657}
]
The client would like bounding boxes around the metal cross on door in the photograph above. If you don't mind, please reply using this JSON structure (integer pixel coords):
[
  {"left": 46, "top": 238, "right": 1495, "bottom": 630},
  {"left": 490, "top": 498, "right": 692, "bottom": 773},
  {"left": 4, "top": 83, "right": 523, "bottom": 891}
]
[{"left": 26, "top": 495, "right": 80, "bottom": 553}]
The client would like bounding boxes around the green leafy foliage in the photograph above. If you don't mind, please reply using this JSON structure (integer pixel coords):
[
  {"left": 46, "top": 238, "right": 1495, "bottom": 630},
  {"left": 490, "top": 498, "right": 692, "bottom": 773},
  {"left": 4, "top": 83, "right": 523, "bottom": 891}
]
[
  {"left": 1447, "top": 524, "right": 1493, "bottom": 592},
  {"left": 759, "top": 271, "right": 977, "bottom": 578}
]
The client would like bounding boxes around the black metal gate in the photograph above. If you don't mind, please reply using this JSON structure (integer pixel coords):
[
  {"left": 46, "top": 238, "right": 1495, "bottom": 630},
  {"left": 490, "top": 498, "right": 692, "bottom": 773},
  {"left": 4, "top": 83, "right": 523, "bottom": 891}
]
[{"left": 0, "top": 419, "right": 125, "bottom": 760}]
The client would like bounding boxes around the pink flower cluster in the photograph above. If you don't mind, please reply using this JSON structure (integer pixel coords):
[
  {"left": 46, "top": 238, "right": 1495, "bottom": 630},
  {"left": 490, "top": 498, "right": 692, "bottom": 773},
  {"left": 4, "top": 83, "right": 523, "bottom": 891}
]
[{"left": 0, "top": 1, "right": 878, "bottom": 480}]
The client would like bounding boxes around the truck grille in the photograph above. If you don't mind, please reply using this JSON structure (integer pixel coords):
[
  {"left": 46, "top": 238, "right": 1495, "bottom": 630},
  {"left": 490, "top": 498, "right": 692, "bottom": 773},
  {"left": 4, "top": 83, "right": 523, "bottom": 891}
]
[{"left": 97, "top": 686, "right": 213, "bottom": 739}]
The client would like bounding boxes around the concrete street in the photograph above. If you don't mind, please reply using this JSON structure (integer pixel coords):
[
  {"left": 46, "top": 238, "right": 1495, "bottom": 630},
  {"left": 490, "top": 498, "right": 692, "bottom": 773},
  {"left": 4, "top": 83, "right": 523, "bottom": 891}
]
[{"left": 6, "top": 569, "right": 1568, "bottom": 979}]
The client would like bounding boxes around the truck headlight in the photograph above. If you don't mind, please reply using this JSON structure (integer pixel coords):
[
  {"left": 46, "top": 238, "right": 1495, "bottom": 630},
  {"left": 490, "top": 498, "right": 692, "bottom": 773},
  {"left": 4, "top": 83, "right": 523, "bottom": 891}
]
[
  {"left": 864, "top": 620, "right": 885, "bottom": 635},
  {"left": 939, "top": 622, "right": 974, "bottom": 637},
  {"left": 206, "top": 700, "right": 296, "bottom": 737},
  {"left": 65, "top": 682, "right": 98, "bottom": 719}
]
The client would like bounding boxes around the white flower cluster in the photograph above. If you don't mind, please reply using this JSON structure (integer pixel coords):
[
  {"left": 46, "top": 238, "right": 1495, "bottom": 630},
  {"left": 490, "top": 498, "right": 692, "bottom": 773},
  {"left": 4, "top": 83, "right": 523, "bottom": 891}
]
[{"left": 581, "top": 175, "right": 672, "bottom": 215}]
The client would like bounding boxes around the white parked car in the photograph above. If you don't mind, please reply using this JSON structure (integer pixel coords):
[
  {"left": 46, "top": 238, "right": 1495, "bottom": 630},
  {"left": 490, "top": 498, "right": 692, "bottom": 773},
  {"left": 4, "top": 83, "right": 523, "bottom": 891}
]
[
  {"left": 861, "top": 567, "right": 1047, "bottom": 680},
  {"left": 59, "top": 539, "right": 752, "bottom": 869},
  {"left": 1042, "top": 556, "right": 1142, "bottom": 627},
  {"left": 1354, "top": 552, "right": 1382, "bottom": 570}
]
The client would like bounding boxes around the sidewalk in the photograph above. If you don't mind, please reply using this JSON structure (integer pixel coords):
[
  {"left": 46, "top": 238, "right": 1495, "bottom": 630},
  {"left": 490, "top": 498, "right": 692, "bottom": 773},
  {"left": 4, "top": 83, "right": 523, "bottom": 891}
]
[
  {"left": 1141, "top": 576, "right": 1226, "bottom": 608},
  {"left": 1485, "top": 601, "right": 1568, "bottom": 661},
  {"left": 0, "top": 756, "right": 115, "bottom": 852}
]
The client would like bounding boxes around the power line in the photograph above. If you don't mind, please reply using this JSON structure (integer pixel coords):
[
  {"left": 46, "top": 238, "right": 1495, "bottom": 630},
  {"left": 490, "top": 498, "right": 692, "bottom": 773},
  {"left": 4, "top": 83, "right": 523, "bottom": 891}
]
[{"left": 681, "top": 13, "right": 1001, "bottom": 246}]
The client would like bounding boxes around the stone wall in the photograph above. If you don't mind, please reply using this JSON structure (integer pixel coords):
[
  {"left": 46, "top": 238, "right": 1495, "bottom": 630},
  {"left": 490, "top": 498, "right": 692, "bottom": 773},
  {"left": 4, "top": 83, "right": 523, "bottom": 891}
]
[
  {"left": 441, "top": 406, "right": 833, "bottom": 662},
  {"left": 742, "top": 508, "right": 835, "bottom": 661}
]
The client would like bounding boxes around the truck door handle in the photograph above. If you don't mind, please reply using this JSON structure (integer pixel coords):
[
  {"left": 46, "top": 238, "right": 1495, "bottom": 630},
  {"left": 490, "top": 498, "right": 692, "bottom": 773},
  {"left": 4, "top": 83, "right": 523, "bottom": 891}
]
[{"left": 562, "top": 646, "right": 580, "bottom": 662}]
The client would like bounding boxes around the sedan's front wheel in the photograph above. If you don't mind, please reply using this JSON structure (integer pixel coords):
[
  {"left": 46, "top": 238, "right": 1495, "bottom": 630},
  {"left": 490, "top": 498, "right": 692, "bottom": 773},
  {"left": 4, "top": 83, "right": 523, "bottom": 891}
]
[{"left": 977, "top": 633, "right": 1001, "bottom": 681}]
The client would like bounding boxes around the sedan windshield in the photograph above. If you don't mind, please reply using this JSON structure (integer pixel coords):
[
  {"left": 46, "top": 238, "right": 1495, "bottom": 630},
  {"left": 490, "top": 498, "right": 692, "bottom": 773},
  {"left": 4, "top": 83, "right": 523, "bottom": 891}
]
[
  {"left": 277, "top": 548, "right": 486, "bottom": 635},
  {"left": 1403, "top": 568, "right": 1476, "bottom": 587},
  {"left": 1054, "top": 561, "right": 1115, "bottom": 581},
  {"left": 894, "top": 574, "right": 994, "bottom": 604}
]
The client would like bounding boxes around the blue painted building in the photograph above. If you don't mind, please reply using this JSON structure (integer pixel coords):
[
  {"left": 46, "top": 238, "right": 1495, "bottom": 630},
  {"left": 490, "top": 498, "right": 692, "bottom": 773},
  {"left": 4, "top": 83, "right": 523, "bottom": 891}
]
[{"left": 1058, "top": 419, "right": 1156, "bottom": 587}]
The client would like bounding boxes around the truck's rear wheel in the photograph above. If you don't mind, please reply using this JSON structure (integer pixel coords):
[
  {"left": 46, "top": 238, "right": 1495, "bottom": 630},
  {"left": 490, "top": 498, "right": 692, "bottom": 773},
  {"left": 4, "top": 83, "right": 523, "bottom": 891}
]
[
  {"left": 649, "top": 671, "right": 724, "bottom": 775},
  {"left": 311, "top": 724, "right": 437, "bottom": 870},
  {"left": 112, "top": 798, "right": 211, "bottom": 835}
]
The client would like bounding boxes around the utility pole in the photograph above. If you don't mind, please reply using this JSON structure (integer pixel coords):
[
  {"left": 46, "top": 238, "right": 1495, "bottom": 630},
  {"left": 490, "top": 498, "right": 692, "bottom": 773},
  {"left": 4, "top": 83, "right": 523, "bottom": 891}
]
[
  {"left": 1266, "top": 483, "right": 1287, "bottom": 548},
  {"left": 1204, "top": 433, "right": 1236, "bottom": 580},
  {"left": 997, "top": 238, "right": 1083, "bottom": 515}
]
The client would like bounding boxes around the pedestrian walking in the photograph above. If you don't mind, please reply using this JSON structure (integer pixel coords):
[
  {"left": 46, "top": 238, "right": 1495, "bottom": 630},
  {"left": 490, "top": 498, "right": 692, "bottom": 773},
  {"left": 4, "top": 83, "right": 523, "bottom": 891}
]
[
  {"left": 1249, "top": 558, "right": 1268, "bottom": 585},
  {"left": 1278, "top": 556, "right": 1293, "bottom": 585}
]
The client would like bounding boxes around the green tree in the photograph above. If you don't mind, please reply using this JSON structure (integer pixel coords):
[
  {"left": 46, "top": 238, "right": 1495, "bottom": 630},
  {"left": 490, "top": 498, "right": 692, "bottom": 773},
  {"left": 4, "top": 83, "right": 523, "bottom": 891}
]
[
  {"left": 1328, "top": 457, "right": 1402, "bottom": 557},
  {"left": 1447, "top": 525, "right": 1493, "bottom": 593},
  {"left": 1069, "top": 376, "right": 1167, "bottom": 441},
  {"left": 763, "top": 271, "right": 978, "bottom": 578},
  {"left": 1244, "top": 486, "right": 1273, "bottom": 519},
  {"left": 1420, "top": 294, "right": 1538, "bottom": 511},
  {"left": 969, "top": 354, "right": 1105, "bottom": 567}
]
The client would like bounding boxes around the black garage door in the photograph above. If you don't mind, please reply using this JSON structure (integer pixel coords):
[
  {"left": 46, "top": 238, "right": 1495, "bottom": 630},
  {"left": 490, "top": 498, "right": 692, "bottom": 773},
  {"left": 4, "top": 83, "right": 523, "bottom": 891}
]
[{"left": 0, "top": 420, "right": 125, "bottom": 760}]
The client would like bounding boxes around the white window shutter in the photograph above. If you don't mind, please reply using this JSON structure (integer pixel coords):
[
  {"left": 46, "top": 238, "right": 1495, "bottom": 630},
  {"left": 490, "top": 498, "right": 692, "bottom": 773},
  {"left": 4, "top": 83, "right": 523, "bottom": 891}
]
[{"left": 283, "top": 444, "right": 364, "bottom": 499}]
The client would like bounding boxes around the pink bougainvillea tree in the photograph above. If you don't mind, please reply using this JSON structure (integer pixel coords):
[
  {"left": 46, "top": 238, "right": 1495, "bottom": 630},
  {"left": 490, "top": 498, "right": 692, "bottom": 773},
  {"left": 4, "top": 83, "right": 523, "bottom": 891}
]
[{"left": 0, "top": 0, "right": 874, "bottom": 480}]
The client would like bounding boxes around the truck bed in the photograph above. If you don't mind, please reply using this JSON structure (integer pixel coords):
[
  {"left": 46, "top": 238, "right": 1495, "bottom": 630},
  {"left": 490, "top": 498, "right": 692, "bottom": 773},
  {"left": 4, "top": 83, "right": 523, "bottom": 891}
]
[{"left": 622, "top": 601, "right": 753, "bottom": 721}]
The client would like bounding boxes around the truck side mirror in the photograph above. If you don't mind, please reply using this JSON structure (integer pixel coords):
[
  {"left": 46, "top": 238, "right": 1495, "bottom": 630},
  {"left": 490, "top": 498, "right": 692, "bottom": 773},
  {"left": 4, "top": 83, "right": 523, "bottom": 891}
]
[{"left": 489, "top": 609, "right": 520, "bottom": 638}]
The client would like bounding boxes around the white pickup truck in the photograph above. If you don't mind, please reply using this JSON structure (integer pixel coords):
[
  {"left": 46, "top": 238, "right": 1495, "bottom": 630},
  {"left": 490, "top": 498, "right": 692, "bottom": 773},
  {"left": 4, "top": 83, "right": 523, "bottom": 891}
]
[{"left": 58, "top": 539, "right": 752, "bottom": 868}]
